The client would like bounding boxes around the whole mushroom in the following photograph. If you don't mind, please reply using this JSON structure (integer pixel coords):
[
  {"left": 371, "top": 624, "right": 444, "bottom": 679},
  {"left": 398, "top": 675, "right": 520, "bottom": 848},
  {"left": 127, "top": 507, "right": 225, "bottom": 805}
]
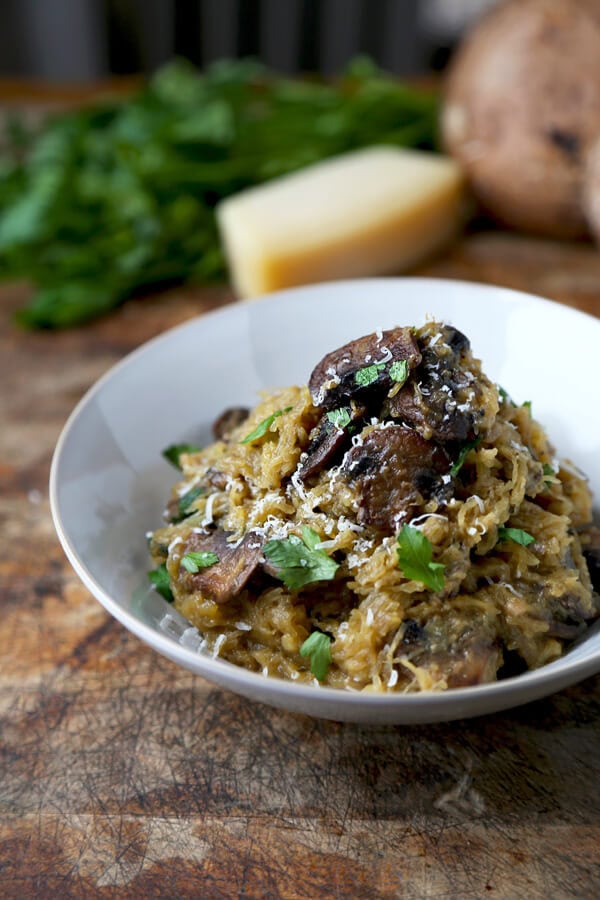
[{"left": 442, "top": 0, "right": 600, "bottom": 239}]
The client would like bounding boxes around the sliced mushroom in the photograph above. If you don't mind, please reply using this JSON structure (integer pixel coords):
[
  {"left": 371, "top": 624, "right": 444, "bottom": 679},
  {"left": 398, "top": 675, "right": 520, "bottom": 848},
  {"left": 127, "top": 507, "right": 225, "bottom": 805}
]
[
  {"left": 308, "top": 327, "right": 421, "bottom": 411},
  {"left": 212, "top": 406, "right": 250, "bottom": 441},
  {"left": 343, "top": 424, "right": 450, "bottom": 530},
  {"left": 397, "top": 618, "right": 501, "bottom": 687},
  {"left": 441, "top": 635, "right": 502, "bottom": 688},
  {"left": 204, "top": 467, "right": 229, "bottom": 491},
  {"left": 298, "top": 404, "right": 366, "bottom": 481},
  {"left": 387, "top": 325, "right": 478, "bottom": 443},
  {"left": 580, "top": 525, "right": 600, "bottom": 593},
  {"left": 182, "top": 529, "right": 264, "bottom": 604}
]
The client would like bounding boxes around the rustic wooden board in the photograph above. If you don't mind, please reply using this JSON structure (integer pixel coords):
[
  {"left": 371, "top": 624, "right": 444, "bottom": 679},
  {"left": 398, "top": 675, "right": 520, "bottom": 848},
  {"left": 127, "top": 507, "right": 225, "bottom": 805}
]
[{"left": 2, "top": 233, "right": 600, "bottom": 899}]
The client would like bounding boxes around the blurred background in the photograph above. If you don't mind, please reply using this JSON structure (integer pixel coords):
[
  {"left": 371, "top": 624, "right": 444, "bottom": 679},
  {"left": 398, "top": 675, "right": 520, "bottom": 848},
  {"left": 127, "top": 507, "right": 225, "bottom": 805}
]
[{"left": 0, "top": 0, "right": 497, "bottom": 82}]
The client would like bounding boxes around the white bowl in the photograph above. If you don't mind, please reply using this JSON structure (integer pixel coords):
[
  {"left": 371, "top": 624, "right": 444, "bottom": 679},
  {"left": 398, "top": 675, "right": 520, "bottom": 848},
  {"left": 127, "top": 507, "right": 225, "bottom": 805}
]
[{"left": 50, "top": 278, "right": 600, "bottom": 723}]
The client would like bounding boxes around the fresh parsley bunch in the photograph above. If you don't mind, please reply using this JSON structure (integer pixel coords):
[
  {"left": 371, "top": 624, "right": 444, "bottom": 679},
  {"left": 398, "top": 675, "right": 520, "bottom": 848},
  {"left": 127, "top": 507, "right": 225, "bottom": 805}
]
[{"left": 0, "top": 57, "right": 438, "bottom": 328}]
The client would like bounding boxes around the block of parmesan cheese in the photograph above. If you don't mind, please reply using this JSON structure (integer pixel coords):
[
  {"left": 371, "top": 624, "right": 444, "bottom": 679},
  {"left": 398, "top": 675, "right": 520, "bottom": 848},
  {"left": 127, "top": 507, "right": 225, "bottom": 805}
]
[{"left": 216, "top": 147, "right": 467, "bottom": 298}]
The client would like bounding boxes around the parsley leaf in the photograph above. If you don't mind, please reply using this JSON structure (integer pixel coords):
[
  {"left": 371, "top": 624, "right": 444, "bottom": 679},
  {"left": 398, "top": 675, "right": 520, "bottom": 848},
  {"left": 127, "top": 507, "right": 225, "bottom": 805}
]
[
  {"left": 326, "top": 407, "right": 351, "bottom": 429},
  {"left": 263, "top": 526, "right": 339, "bottom": 590},
  {"left": 3, "top": 59, "right": 439, "bottom": 329},
  {"left": 498, "top": 385, "right": 512, "bottom": 404},
  {"left": 396, "top": 525, "right": 445, "bottom": 592},
  {"left": 180, "top": 551, "right": 219, "bottom": 573},
  {"left": 173, "top": 485, "right": 205, "bottom": 522},
  {"left": 148, "top": 563, "right": 174, "bottom": 602},
  {"left": 522, "top": 400, "right": 532, "bottom": 416},
  {"left": 543, "top": 463, "right": 557, "bottom": 486},
  {"left": 354, "top": 362, "right": 385, "bottom": 387},
  {"left": 300, "top": 631, "right": 333, "bottom": 681},
  {"left": 162, "top": 442, "right": 202, "bottom": 470},
  {"left": 450, "top": 436, "right": 482, "bottom": 477},
  {"left": 497, "top": 527, "right": 535, "bottom": 547},
  {"left": 389, "top": 359, "right": 409, "bottom": 386},
  {"left": 241, "top": 407, "right": 292, "bottom": 444}
]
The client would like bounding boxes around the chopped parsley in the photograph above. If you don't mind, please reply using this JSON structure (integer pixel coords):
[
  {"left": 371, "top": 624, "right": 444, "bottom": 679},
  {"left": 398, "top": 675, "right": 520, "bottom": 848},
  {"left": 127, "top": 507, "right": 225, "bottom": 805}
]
[
  {"left": 498, "top": 385, "right": 512, "bottom": 404},
  {"left": 263, "top": 526, "right": 339, "bottom": 590},
  {"left": 497, "top": 527, "right": 535, "bottom": 547},
  {"left": 162, "top": 442, "right": 202, "bottom": 470},
  {"left": 396, "top": 525, "right": 445, "bottom": 592},
  {"left": 543, "top": 463, "right": 556, "bottom": 486},
  {"left": 389, "top": 359, "right": 409, "bottom": 386},
  {"left": 354, "top": 362, "right": 385, "bottom": 386},
  {"left": 181, "top": 551, "right": 219, "bottom": 573},
  {"left": 148, "top": 563, "right": 174, "bottom": 602},
  {"left": 522, "top": 400, "right": 532, "bottom": 416},
  {"left": 241, "top": 407, "right": 292, "bottom": 444},
  {"left": 300, "top": 631, "right": 333, "bottom": 682},
  {"left": 173, "top": 485, "right": 205, "bottom": 522},
  {"left": 450, "top": 436, "right": 482, "bottom": 477},
  {"left": 326, "top": 407, "right": 351, "bottom": 429}
]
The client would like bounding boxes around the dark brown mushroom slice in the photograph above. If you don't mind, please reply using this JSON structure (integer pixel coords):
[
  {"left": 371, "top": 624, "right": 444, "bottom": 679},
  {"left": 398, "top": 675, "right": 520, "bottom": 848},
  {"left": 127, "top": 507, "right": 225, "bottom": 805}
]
[
  {"left": 545, "top": 620, "right": 587, "bottom": 640},
  {"left": 387, "top": 326, "right": 478, "bottom": 443},
  {"left": 298, "top": 404, "right": 366, "bottom": 482},
  {"left": 441, "top": 635, "right": 502, "bottom": 688},
  {"left": 308, "top": 327, "right": 421, "bottom": 412},
  {"left": 212, "top": 406, "right": 250, "bottom": 441},
  {"left": 182, "top": 529, "right": 264, "bottom": 604},
  {"left": 343, "top": 424, "right": 450, "bottom": 530},
  {"left": 546, "top": 588, "right": 599, "bottom": 627},
  {"left": 580, "top": 526, "right": 600, "bottom": 594},
  {"left": 205, "top": 467, "right": 229, "bottom": 491},
  {"left": 397, "top": 619, "right": 501, "bottom": 687}
]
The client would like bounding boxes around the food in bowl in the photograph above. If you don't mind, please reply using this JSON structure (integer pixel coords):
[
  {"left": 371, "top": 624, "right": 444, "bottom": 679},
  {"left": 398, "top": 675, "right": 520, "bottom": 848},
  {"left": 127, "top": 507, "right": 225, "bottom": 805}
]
[{"left": 147, "top": 321, "right": 599, "bottom": 691}]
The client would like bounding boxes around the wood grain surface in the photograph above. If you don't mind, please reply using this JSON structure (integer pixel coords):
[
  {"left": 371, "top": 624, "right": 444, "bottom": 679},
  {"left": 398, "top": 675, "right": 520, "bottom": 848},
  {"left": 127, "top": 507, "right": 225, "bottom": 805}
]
[{"left": 2, "top": 229, "right": 600, "bottom": 899}]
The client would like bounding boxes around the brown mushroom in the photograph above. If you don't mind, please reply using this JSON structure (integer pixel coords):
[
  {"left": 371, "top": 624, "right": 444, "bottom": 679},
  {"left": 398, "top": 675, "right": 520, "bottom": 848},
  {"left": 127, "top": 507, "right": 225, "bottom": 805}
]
[
  {"left": 212, "top": 406, "right": 250, "bottom": 441},
  {"left": 298, "top": 403, "right": 366, "bottom": 481},
  {"left": 343, "top": 424, "right": 450, "bottom": 530},
  {"left": 182, "top": 529, "right": 264, "bottom": 604},
  {"left": 387, "top": 325, "right": 478, "bottom": 443},
  {"left": 308, "top": 327, "right": 421, "bottom": 412}
]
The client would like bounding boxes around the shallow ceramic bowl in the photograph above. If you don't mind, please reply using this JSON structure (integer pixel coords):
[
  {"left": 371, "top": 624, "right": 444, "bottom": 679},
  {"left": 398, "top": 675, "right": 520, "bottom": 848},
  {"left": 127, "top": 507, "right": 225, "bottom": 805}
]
[{"left": 50, "top": 278, "right": 600, "bottom": 724}]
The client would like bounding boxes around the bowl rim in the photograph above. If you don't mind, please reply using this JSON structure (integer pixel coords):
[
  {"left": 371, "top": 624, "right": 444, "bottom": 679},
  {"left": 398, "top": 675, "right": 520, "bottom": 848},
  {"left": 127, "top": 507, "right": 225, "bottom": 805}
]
[{"left": 49, "top": 276, "right": 600, "bottom": 711}]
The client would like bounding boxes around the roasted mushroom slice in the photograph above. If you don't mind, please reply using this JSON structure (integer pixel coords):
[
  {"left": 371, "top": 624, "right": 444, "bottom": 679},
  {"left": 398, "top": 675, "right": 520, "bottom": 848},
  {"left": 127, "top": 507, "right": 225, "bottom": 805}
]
[
  {"left": 298, "top": 404, "right": 365, "bottom": 481},
  {"left": 308, "top": 327, "right": 421, "bottom": 411},
  {"left": 213, "top": 406, "right": 250, "bottom": 441},
  {"left": 387, "top": 325, "right": 480, "bottom": 443},
  {"left": 182, "top": 529, "right": 264, "bottom": 604},
  {"left": 343, "top": 424, "right": 450, "bottom": 530},
  {"left": 580, "top": 526, "right": 600, "bottom": 594},
  {"left": 396, "top": 618, "right": 502, "bottom": 687}
]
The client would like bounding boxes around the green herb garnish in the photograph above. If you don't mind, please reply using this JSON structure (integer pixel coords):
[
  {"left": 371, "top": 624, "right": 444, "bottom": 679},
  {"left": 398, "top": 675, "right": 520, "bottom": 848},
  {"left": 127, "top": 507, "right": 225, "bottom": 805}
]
[
  {"left": 396, "top": 525, "right": 445, "bottom": 592},
  {"left": 180, "top": 551, "right": 219, "bottom": 573},
  {"left": 162, "top": 443, "right": 202, "bottom": 470},
  {"left": 450, "top": 436, "right": 482, "bottom": 477},
  {"left": 241, "top": 407, "right": 292, "bottom": 444},
  {"left": 173, "top": 485, "right": 205, "bottom": 522},
  {"left": 148, "top": 563, "right": 174, "bottom": 602},
  {"left": 3, "top": 58, "right": 438, "bottom": 329},
  {"left": 522, "top": 401, "right": 532, "bottom": 416},
  {"left": 354, "top": 362, "right": 386, "bottom": 387},
  {"left": 497, "top": 527, "right": 535, "bottom": 547},
  {"left": 389, "top": 359, "right": 409, "bottom": 386},
  {"left": 300, "top": 631, "right": 333, "bottom": 682},
  {"left": 263, "top": 526, "right": 339, "bottom": 590},
  {"left": 498, "top": 385, "right": 512, "bottom": 404},
  {"left": 326, "top": 408, "right": 351, "bottom": 429}
]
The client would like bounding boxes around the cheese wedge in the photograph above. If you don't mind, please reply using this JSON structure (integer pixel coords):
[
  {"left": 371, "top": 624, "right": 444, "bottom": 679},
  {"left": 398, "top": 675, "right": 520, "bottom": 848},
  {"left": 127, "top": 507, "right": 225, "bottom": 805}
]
[{"left": 216, "top": 146, "right": 467, "bottom": 298}]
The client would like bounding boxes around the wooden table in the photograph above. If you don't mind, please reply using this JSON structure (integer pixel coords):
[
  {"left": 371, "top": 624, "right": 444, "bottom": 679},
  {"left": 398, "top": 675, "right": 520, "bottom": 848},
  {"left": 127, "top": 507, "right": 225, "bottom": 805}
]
[{"left": 2, "top": 216, "right": 600, "bottom": 896}]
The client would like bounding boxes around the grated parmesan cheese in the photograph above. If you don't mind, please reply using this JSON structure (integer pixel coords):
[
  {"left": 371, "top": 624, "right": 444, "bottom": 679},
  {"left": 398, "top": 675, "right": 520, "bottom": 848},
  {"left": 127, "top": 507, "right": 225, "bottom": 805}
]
[{"left": 201, "top": 493, "right": 218, "bottom": 526}]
